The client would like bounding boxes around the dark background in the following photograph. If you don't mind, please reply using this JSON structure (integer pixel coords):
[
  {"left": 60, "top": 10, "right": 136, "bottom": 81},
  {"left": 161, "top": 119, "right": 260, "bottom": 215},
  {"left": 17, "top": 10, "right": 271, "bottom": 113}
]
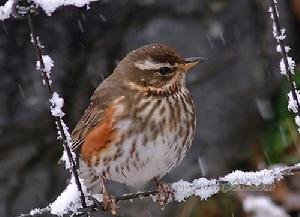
[{"left": 1, "top": 0, "right": 300, "bottom": 216}]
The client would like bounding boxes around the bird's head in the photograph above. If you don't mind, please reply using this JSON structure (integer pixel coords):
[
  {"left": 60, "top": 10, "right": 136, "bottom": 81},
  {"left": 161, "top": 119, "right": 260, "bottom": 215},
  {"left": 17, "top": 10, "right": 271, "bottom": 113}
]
[{"left": 114, "top": 44, "right": 206, "bottom": 95}]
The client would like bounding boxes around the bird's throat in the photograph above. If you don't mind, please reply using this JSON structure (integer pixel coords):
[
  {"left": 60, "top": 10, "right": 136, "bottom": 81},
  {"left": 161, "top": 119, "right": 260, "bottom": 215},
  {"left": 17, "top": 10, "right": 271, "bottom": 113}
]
[{"left": 147, "top": 82, "right": 182, "bottom": 97}]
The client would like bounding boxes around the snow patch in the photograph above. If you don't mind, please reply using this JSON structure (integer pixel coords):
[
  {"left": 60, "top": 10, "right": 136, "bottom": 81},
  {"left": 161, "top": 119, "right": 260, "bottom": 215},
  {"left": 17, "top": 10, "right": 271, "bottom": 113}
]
[
  {"left": 280, "top": 57, "right": 295, "bottom": 75},
  {"left": 287, "top": 91, "right": 300, "bottom": 113},
  {"left": 221, "top": 168, "right": 284, "bottom": 186},
  {"left": 36, "top": 55, "right": 54, "bottom": 74},
  {"left": 32, "top": 0, "right": 98, "bottom": 15},
  {"left": 243, "top": 196, "right": 289, "bottom": 217},
  {"left": 36, "top": 55, "right": 54, "bottom": 85},
  {"left": 50, "top": 177, "right": 83, "bottom": 216},
  {"left": 276, "top": 45, "right": 291, "bottom": 53},
  {"left": 172, "top": 178, "right": 219, "bottom": 202},
  {"left": 0, "top": 0, "right": 13, "bottom": 21},
  {"left": 29, "top": 208, "right": 44, "bottom": 216},
  {"left": 50, "top": 176, "right": 102, "bottom": 216},
  {"left": 295, "top": 116, "right": 300, "bottom": 130},
  {"left": 49, "top": 92, "right": 65, "bottom": 118},
  {"left": 0, "top": 0, "right": 98, "bottom": 20}
]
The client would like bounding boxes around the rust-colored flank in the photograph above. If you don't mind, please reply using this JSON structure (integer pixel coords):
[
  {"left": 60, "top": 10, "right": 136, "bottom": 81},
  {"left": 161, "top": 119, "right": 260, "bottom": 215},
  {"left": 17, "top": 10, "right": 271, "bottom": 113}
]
[{"left": 81, "top": 106, "right": 117, "bottom": 164}]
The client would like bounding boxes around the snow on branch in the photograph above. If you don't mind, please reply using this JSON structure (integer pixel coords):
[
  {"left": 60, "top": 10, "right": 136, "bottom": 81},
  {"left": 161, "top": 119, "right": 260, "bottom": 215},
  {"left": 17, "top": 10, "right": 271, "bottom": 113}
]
[
  {"left": 17, "top": 163, "right": 300, "bottom": 217},
  {"left": 30, "top": 0, "right": 98, "bottom": 15},
  {"left": 0, "top": 0, "right": 98, "bottom": 20},
  {"left": 21, "top": 1, "right": 88, "bottom": 211},
  {"left": 49, "top": 92, "right": 65, "bottom": 118},
  {"left": 269, "top": 0, "right": 300, "bottom": 132},
  {"left": 0, "top": 0, "right": 13, "bottom": 20},
  {"left": 172, "top": 164, "right": 300, "bottom": 202}
]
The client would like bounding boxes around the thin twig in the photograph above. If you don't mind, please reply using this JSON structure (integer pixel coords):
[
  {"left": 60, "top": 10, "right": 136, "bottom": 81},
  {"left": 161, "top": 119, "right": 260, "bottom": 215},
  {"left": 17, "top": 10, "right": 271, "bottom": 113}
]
[
  {"left": 16, "top": 190, "right": 158, "bottom": 217},
  {"left": 269, "top": 0, "right": 300, "bottom": 117},
  {"left": 17, "top": 207, "right": 51, "bottom": 217},
  {"left": 115, "top": 190, "right": 158, "bottom": 202},
  {"left": 24, "top": 1, "right": 86, "bottom": 209}
]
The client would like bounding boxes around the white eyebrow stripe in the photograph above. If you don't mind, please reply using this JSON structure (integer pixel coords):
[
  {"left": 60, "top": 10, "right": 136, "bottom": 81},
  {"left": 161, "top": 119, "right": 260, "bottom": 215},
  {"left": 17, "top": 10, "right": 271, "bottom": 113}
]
[{"left": 134, "top": 59, "right": 172, "bottom": 70}]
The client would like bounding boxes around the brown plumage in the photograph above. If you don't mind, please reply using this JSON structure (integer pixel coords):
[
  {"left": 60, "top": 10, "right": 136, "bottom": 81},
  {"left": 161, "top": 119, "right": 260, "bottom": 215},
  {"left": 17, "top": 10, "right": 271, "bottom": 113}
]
[{"left": 71, "top": 44, "right": 205, "bottom": 205}]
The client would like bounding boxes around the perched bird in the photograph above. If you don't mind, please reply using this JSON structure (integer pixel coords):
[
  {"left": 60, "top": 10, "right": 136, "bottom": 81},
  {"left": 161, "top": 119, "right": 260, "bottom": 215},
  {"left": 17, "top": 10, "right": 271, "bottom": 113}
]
[{"left": 71, "top": 44, "right": 205, "bottom": 211}]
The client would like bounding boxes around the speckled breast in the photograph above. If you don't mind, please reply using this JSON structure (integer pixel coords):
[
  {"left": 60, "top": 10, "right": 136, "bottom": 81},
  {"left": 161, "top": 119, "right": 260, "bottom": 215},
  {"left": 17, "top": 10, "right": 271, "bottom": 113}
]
[{"left": 80, "top": 87, "right": 196, "bottom": 188}]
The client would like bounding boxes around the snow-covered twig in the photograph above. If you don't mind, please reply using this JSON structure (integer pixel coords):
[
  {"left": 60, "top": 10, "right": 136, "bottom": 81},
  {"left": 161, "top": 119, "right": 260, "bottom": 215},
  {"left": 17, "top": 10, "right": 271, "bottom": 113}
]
[
  {"left": 30, "top": 0, "right": 98, "bottom": 15},
  {"left": 0, "top": 0, "right": 13, "bottom": 20},
  {"left": 24, "top": 2, "right": 87, "bottom": 210},
  {"left": 17, "top": 163, "right": 300, "bottom": 217},
  {"left": 0, "top": 0, "right": 98, "bottom": 20},
  {"left": 269, "top": 0, "right": 300, "bottom": 132},
  {"left": 171, "top": 163, "right": 300, "bottom": 202}
]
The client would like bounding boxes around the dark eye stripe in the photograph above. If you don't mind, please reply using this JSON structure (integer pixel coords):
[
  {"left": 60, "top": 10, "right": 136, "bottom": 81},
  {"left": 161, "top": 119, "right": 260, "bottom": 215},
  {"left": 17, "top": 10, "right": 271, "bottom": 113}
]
[{"left": 158, "top": 67, "right": 173, "bottom": 76}]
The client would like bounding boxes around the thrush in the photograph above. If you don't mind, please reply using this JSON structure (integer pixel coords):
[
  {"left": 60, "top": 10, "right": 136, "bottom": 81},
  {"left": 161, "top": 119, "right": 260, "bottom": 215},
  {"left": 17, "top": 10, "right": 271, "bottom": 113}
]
[{"left": 71, "top": 44, "right": 205, "bottom": 211}]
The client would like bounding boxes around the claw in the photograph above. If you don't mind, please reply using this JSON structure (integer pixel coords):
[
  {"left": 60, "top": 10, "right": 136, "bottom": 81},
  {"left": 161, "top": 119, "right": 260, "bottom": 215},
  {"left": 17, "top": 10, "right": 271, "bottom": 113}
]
[
  {"left": 102, "top": 191, "right": 118, "bottom": 215},
  {"left": 154, "top": 178, "right": 174, "bottom": 209},
  {"left": 100, "top": 177, "right": 119, "bottom": 215}
]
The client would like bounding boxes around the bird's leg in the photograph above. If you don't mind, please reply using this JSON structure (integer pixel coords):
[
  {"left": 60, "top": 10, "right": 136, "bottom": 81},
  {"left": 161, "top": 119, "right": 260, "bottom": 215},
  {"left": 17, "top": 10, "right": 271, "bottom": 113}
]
[
  {"left": 100, "top": 176, "right": 118, "bottom": 215},
  {"left": 153, "top": 177, "right": 174, "bottom": 209}
]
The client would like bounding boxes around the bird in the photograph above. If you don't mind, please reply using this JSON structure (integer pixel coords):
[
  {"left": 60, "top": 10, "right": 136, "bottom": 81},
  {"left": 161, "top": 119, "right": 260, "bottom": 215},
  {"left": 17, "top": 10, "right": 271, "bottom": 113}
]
[{"left": 71, "top": 43, "right": 205, "bottom": 212}]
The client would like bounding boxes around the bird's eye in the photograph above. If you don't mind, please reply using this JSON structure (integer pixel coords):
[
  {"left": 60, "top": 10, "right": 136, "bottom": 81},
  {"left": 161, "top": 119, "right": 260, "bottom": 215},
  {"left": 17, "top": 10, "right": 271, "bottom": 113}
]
[{"left": 158, "top": 67, "right": 172, "bottom": 76}]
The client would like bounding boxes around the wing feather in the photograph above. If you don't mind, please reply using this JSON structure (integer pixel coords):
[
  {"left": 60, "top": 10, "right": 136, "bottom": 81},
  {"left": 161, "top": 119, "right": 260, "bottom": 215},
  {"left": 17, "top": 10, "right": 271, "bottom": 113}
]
[{"left": 70, "top": 84, "right": 120, "bottom": 152}]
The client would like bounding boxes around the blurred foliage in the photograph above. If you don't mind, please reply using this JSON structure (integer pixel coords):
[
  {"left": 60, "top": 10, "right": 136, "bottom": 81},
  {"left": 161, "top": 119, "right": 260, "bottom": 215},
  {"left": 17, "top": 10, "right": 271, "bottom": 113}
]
[
  {"left": 263, "top": 66, "right": 300, "bottom": 165},
  {"left": 172, "top": 193, "right": 242, "bottom": 217}
]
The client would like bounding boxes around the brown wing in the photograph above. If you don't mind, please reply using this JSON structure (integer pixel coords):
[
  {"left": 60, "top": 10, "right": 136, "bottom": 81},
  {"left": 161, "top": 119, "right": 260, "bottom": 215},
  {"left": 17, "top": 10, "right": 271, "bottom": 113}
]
[{"left": 71, "top": 83, "right": 121, "bottom": 153}]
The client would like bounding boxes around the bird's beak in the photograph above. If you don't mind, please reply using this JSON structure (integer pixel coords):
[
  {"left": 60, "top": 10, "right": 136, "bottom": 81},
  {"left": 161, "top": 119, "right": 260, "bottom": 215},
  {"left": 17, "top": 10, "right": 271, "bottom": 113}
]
[{"left": 183, "top": 57, "right": 207, "bottom": 71}]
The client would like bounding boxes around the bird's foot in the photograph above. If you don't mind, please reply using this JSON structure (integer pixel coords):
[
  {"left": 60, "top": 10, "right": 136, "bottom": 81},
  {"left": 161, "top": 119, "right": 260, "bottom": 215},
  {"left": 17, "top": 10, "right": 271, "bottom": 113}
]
[
  {"left": 100, "top": 177, "right": 118, "bottom": 215},
  {"left": 154, "top": 178, "right": 174, "bottom": 209},
  {"left": 102, "top": 191, "right": 118, "bottom": 215}
]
